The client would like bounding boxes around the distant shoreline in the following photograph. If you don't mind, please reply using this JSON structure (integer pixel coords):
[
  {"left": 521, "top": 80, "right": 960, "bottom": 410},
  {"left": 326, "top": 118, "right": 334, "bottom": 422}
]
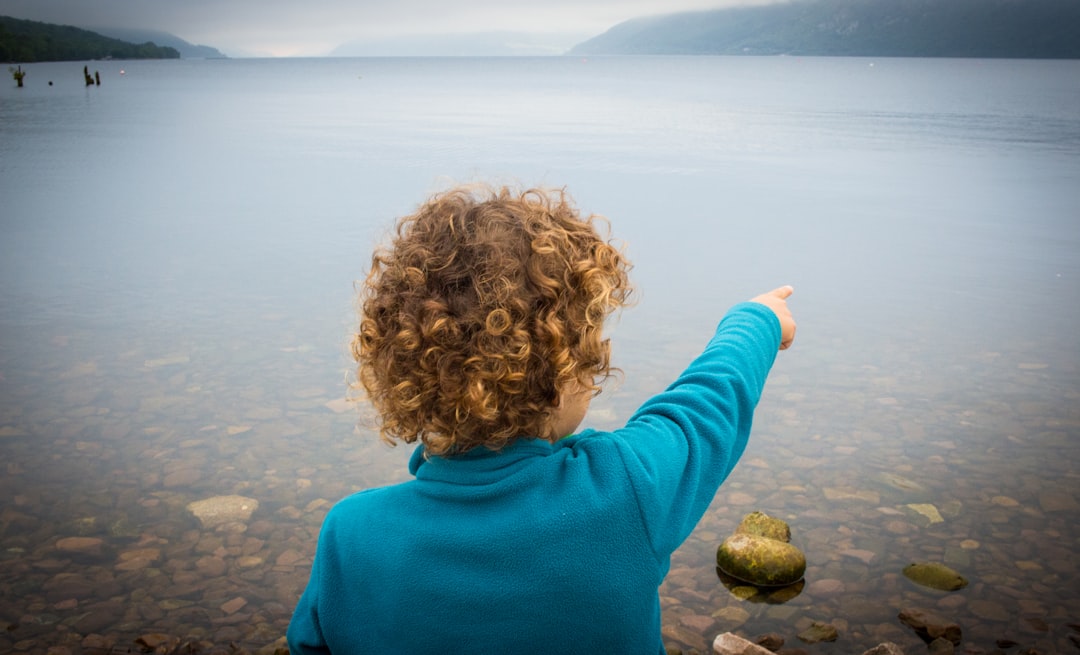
[{"left": 569, "top": 0, "right": 1080, "bottom": 60}]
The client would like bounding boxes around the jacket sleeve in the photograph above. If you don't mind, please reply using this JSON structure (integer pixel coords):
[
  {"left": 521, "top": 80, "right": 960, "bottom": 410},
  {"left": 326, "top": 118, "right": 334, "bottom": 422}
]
[
  {"left": 610, "top": 302, "right": 780, "bottom": 559},
  {"left": 286, "top": 545, "right": 332, "bottom": 654}
]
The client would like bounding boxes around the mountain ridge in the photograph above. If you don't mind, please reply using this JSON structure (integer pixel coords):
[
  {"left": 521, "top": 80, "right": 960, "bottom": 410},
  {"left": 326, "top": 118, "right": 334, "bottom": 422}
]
[
  {"left": 93, "top": 28, "right": 227, "bottom": 59},
  {"left": 569, "top": 0, "right": 1080, "bottom": 58}
]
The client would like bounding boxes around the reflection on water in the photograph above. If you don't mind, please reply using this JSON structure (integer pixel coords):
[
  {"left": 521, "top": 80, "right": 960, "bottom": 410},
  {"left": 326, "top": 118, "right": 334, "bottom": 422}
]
[{"left": 1, "top": 56, "right": 1079, "bottom": 653}]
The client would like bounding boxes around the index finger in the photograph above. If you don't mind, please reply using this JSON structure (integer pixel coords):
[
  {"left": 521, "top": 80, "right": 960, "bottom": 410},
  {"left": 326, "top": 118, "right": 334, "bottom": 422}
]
[{"left": 772, "top": 285, "right": 794, "bottom": 299}]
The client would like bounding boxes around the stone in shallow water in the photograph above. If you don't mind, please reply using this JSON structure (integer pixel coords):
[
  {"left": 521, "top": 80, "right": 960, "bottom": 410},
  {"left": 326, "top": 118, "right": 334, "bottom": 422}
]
[
  {"left": 905, "top": 503, "right": 944, "bottom": 524},
  {"left": 727, "top": 492, "right": 756, "bottom": 505},
  {"left": 72, "top": 601, "right": 124, "bottom": 634},
  {"left": 877, "top": 472, "right": 927, "bottom": 495},
  {"left": 1038, "top": 490, "right": 1079, "bottom": 512},
  {"left": 823, "top": 487, "right": 881, "bottom": 504},
  {"left": 135, "top": 634, "right": 175, "bottom": 650},
  {"left": 275, "top": 548, "right": 305, "bottom": 567},
  {"left": 928, "top": 637, "right": 954, "bottom": 654},
  {"left": 726, "top": 585, "right": 757, "bottom": 601},
  {"left": 186, "top": 495, "right": 259, "bottom": 528},
  {"left": 753, "top": 634, "right": 784, "bottom": 651},
  {"left": 711, "top": 605, "right": 750, "bottom": 627},
  {"left": 716, "top": 533, "right": 806, "bottom": 587},
  {"left": 54, "top": 537, "right": 104, "bottom": 556},
  {"left": 840, "top": 548, "right": 876, "bottom": 565},
  {"left": 661, "top": 624, "right": 707, "bottom": 653},
  {"left": 144, "top": 354, "right": 190, "bottom": 368},
  {"left": 806, "top": 578, "right": 845, "bottom": 597},
  {"left": 163, "top": 467, "right": 202, "bottom": 488},
  {"left": 195, "top": 555, "right": 227, "bottom": 577},
  {"left": 898, "top": 607, "right": 962, "bottom": 645},
  {"left": 797, "top": 621, "right": 838, "bottom": 643},
  {"left": 0, "top": 425, "right": 30, "bottom": 438},
  {"left": 712, "top": 632, "right": 774, "bottom": 655},
  {"left": 678, "top": 613, "right": 716, "bottom": 634},
  {"left": 734, "top": 511, "right": 791, "bottom": 541},
  {"left": 765, "top": 581, "right": 803, "bottom": 603},
  {"left": 902, "top": 562, "right": 968, "bottom": 591},
  {"left": 114, "top": 548, "right": 161, "bottom": 572},
  {"left": 861, "top": 644, "right": 905, "bottom": 655}
]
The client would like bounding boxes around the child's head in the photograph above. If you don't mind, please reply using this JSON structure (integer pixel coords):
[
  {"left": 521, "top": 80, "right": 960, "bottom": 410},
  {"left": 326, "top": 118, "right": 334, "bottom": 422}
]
[{"left": 352, "top": 184, "right": 633, "bottom": 456}]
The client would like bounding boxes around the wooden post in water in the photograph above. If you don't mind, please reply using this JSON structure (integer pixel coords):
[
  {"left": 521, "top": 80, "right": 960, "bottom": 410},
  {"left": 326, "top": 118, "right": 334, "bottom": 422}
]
[{"left": 9, "top": 65, "right": 26, "bottom": 88}]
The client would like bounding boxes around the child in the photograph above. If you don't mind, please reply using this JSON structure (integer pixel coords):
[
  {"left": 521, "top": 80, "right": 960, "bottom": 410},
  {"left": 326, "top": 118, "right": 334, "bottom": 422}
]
[{"left": 287, "top": 184, "right": 796, "bottom": 654}]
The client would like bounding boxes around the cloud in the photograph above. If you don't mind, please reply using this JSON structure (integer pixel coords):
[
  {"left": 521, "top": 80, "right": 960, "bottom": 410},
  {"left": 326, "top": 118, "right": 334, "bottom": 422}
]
[{"left": 0, "top": 0, "right": 776, "bottom": 56}]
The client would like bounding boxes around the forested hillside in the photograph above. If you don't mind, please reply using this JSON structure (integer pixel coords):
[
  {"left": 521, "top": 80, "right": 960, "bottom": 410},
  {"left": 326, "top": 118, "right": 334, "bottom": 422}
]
[
  {"left": 1, "top": 16, "right": 180, "bottom": 62},
  {"left": 569, "top": 0, "right": 1080, "bottom": 58}
]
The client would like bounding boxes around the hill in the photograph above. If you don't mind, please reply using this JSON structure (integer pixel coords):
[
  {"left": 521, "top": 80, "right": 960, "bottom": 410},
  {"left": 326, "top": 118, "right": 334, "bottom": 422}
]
[
  {"left": 93, "top": 28, "right": 226, "bottom": 59},
  {"left": 0, "top": 15, "right": 180, "bottom": 62},
  {"left": 569, "top": 0, "right": 1080, "bottom": 58}
]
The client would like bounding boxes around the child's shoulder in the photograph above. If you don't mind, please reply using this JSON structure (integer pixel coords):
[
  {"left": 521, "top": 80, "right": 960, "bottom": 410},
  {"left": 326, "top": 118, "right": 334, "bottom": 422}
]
[
  {"left": 323, "top": 480, "right": 414, "bottom": 524},
  {"left": 553, "top": 428, "right": 646, "bottom": 470}
]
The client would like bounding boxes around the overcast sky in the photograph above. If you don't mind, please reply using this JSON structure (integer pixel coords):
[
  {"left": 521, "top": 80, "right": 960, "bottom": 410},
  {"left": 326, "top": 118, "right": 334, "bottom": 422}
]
[{"left": 0, "top": 0, "right": 774, "bottom": 57}]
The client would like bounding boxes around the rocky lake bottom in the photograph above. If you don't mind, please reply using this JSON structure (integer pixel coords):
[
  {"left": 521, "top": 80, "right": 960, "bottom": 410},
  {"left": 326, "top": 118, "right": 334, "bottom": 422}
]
[{"left": 1, "top": 313, "right": 1077, "bottom": 655}]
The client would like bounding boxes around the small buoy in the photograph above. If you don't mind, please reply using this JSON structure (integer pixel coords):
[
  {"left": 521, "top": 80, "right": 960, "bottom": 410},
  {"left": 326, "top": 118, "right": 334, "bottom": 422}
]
[{"left": 120, "top": 69, "right": 126, "bottom": 75}]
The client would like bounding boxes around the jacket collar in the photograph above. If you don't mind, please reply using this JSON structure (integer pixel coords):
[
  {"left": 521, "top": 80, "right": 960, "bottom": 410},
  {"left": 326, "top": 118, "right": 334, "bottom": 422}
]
[{"left": 408, "top": 437, "right": 556, "bottom": 480}]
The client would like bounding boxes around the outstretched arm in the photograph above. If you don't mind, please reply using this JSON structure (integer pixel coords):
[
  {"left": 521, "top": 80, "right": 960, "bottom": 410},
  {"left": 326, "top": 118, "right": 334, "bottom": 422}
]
[{"left": 609, "top": 287, "right": 796, "bottom": 557}]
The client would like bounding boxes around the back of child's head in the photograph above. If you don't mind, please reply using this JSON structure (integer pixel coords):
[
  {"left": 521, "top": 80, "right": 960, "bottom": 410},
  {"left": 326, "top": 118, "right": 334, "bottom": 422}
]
[{"left": 352, "top": 184, "right": 633, "bottom": 456}]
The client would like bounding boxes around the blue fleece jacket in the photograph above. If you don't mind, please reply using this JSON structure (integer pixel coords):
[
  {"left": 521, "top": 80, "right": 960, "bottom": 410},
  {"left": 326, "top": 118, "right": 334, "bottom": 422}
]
[{"left": 287, "top": 302, "right": 781, "bottom": 654}]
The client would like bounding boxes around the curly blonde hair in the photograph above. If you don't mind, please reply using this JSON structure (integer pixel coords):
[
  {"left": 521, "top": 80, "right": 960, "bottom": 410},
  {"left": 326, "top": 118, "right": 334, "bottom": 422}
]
[{"left": 351, "top": 184, "right": 633, "bottom": 456}]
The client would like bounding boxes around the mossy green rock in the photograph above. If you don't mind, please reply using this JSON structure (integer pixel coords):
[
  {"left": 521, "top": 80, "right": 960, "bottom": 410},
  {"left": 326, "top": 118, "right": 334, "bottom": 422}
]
[
  {"left": 903, "top": 562, "right": 969, "bottom": 591},
  {"left": 734, "top": 510, "right": 792, "bottom": 542},
  {"left": 716, "top": 533, "right": 807, "bottom": 587}
]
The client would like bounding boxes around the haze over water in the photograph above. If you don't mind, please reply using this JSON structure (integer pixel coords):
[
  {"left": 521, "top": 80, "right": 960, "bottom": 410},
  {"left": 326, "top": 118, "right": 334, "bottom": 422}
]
[{"left": 1, "top": 56, "right": 1078, "bottom": 652}]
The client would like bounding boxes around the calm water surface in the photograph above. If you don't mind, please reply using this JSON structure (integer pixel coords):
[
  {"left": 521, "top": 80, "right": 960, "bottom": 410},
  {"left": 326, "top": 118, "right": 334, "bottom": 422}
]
[{"left": 1, "top": 56, "right": 1078, "bottom": 653}]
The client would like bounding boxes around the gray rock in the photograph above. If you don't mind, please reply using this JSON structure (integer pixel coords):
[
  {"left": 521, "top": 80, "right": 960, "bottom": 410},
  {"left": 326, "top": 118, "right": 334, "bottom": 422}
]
[
  {"left": 796, "top": 621, "right": 838, "bottom": 644},
  {"left": 713, "top": 632, "right": 775, "bottom": 655},
  {"left": 71, "top": 600, "right": 124, "bottom": 634},
  {"left": 928, "top": 637, "right": 955, "bottom": 654},
  {"left": 753, "top": 633, "right": 784, "bottom": 651},
  {"left": 54, "top": 536, "right": 105, "bottom": 556},
  {"left": 860, "top": 644, "right": 905, "bottom": 655},
  {"left": 898, "top": 608, "right": 962, "bottom": 646},
  {"left": 186, "top": 495, "right": 259, "bottom": 528}
]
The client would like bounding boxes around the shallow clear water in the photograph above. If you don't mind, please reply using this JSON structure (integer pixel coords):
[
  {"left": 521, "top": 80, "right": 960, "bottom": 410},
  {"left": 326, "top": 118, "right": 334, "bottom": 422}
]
[{"left": 1, "top": 56, "right": 1078, "bottom": 653}]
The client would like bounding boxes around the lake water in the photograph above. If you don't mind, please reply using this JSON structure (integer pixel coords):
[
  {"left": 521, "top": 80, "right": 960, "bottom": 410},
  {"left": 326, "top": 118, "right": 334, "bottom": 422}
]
[{"left": 1, "top": 56, "right": 1078, "bottom": 654}]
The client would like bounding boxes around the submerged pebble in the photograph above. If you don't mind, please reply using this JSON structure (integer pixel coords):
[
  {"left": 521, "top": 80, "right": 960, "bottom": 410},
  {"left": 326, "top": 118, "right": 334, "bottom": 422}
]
[{"left": 902, "top": 562, "right": 969, "bottom": 591}]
